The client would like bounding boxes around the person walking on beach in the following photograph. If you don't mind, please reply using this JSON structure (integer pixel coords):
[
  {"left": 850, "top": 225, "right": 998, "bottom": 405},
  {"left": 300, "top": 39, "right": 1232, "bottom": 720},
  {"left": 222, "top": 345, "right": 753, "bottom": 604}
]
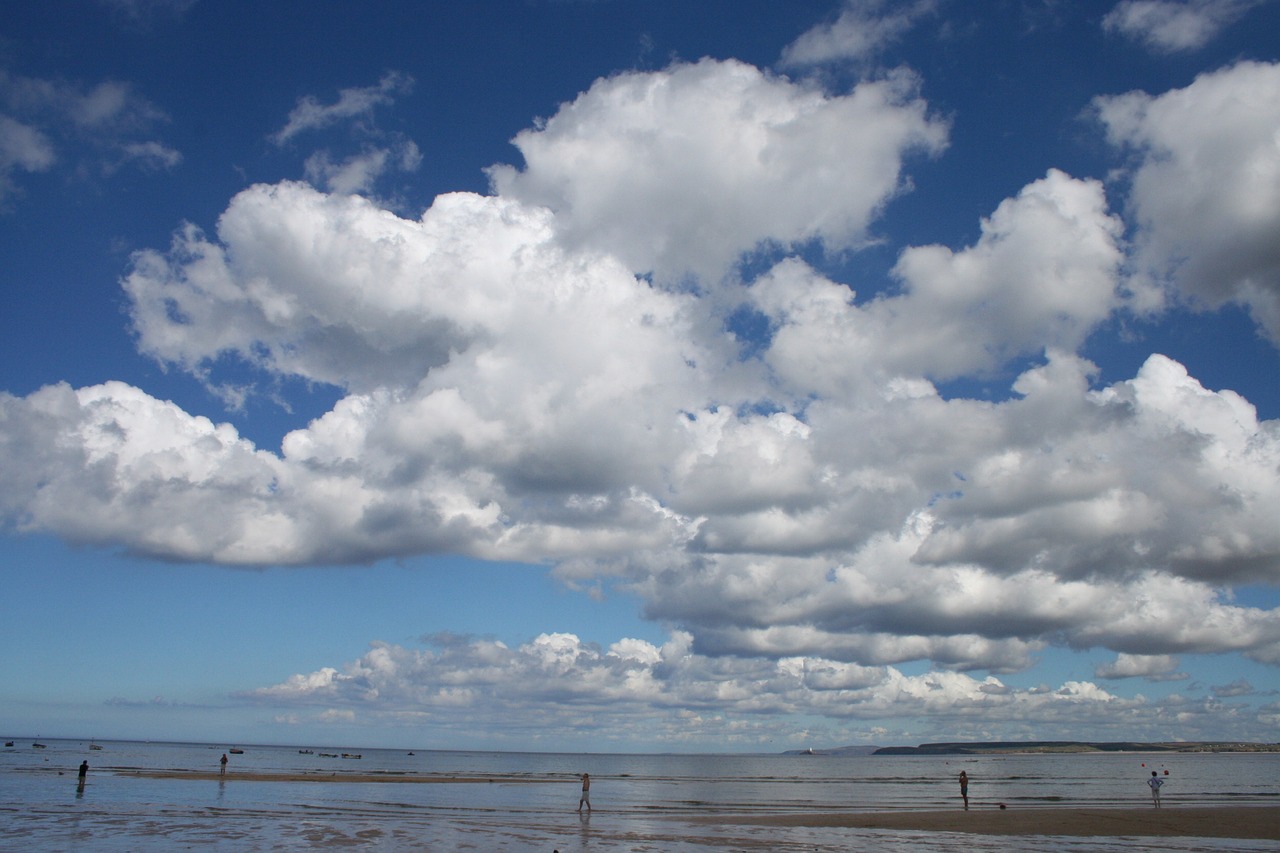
[
  {"left": 959, "top": 770, "right": 969, "bottom": 810},
  {"left": 577, "top": 773, "right": 591, "bottom": 813},
  {"left": 220, "top": 753, "right": 228, "bottom": 777},
  {"left": 1147, "top": 771, "right": 1164, "bottom": 807}
]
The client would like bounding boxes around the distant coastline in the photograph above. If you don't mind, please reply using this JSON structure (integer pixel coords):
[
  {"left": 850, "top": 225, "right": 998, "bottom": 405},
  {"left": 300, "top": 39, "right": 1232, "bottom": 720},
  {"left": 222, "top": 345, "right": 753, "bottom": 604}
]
[
  {"left": 783, "top": 741, "right": 1280, "bottom": 756},
  {"left": 874, "top": 741, "right": 1280, "bottom": 755}
]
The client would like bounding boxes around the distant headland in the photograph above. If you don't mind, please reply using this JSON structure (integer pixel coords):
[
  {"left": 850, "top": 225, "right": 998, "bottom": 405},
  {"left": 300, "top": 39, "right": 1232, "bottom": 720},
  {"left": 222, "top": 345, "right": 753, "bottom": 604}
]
[{"left": 784, "top": 741, "right": 1280, "bottom": 756}]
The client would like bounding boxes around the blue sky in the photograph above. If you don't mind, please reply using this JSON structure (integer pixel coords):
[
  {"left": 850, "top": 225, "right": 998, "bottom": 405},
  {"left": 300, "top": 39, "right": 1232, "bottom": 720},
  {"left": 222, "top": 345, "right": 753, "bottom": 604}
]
[{"left": 2, "top": 0, "right": 1280, "bottom": 752}]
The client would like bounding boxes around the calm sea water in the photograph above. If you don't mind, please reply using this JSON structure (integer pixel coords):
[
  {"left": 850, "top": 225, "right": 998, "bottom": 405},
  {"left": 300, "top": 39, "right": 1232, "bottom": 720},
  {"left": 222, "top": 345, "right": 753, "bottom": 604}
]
[{"left": 1, "top": 738, "right": 1277, "bottom": 851}]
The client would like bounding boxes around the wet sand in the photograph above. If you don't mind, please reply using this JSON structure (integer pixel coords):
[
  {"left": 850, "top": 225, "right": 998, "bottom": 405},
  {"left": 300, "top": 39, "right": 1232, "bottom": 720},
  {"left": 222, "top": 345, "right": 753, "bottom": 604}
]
[{"left": 699, "top": 805, "right": 1280, "bottom": 839}]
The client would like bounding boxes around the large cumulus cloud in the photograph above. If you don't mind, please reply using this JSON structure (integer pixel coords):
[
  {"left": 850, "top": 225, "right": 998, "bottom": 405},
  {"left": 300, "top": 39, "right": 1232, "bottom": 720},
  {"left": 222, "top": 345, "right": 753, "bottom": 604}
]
[
  {"left": 489, "top": 58, "right": 947, "bottom": 283},
  {"left": 2, "top": 56, "right": 1280, "bottom": 734},
  {"left": 1096, "top": 61, "right": 1280, "bottom": 337}
]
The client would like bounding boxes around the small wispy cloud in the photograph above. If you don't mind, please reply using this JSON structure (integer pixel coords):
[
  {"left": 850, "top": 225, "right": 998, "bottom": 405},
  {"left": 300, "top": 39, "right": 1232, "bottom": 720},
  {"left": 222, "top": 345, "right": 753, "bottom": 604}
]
[
  {"left": 1211, "top": 678, "right": 1255, "bottom": 697},
  {"left": 0, "top": 69, "right": 178, "bottom": 204},
  {"left": 780, "top": 0, "right": 936, "bottom": 66},
  {"left": 0, "top": 115, "right": 55, "bottom": 203},
  {"left": 272, "top": 72, "right": 414, "bottom": 146},
  {"left": 97, "top": 0, "right": 198, "bottom": 23},
  {"left": 1102, "top": 0, "right": 1266, "bottom": 53},
  {"left": 303, "top": 138, "right": 421, "bottom": 195}
]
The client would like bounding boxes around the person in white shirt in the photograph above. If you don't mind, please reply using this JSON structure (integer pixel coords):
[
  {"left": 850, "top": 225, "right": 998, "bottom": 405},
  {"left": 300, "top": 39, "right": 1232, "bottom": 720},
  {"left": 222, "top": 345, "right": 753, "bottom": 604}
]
[{"left": 1147, "top": 771, "right": 1164, "bottom": 807}]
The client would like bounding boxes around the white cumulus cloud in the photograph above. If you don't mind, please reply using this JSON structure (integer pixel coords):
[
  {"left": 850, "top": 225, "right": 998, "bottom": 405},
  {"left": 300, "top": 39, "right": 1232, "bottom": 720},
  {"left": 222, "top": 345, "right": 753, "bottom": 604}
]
[
  {"left": 1, "top": 57, "right": 1279, "bottom": 733},
  {"left": 1096, "top": 61, "right": 1280, "bottom": 337},
  {"left": 1095, "top": 653, "right": 1185, "bottom": 680},
  {"left": 489, "top": 58, "right": 947, "bottom": 283},
  {"left": 241, "top": 630, "right": 1273, "bottom": 745}
]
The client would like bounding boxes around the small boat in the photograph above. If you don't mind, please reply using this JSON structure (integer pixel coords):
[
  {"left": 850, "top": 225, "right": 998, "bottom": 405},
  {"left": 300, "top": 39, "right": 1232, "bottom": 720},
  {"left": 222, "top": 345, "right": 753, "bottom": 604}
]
[
  {"left": 228, "top": 748, "right": 244, "bottom": 754},
  {"left": 4, "top": 742, "right": 13, "bottom": 747},
  {"left": 319, "top": 752, "right": 338, "bottom": 758},
  {"left": 33, "top": 742, "right": 47, "bottom": 749},
  {"left": 340, "top": 753, "right": 362, "bottom": 759},
  {"left": 298, "top": 749, "right": 313, "bottom": 754},
  {"left": 90, "top": 743, "right": 104, "bottom": 750},
  {"left": 407, "top": 751, "right": 415, "bottom": 756}
]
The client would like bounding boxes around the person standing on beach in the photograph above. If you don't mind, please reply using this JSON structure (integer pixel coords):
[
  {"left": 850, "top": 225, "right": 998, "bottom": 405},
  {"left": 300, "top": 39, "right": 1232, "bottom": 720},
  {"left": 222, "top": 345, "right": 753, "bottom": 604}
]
[
  {"left": 1147, "top": 771, "right": 1163, "bottom": 807},
  {"left": 577, "top": 773, "right": 591, "bottom": 813},
  {"left": 78, "top": 761, "right": 88, "bottom": 786},
  {"left": 220, "top": 753, "right": 228, "bottom": 776},
  {"left": 959, "top": 770, "right": 969, "bottom": 810}
]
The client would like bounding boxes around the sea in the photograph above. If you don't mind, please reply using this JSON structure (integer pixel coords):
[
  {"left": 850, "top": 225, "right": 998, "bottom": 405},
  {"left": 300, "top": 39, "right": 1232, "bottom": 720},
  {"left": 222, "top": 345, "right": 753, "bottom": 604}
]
[{"left": 2, "top": 738, "right": 1277, "bottom": 852}]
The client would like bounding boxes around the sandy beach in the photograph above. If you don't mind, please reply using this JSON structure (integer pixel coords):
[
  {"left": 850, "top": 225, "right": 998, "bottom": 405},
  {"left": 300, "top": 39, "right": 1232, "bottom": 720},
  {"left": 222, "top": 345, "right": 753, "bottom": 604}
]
[{"left": 701, "top": 806, "right": 1280, "bottom": 839}]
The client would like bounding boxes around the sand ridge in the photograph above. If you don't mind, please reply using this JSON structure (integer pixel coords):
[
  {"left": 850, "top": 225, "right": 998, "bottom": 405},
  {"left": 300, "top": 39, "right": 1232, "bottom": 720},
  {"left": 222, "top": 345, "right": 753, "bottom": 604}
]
[{"left": 694, "top": 805, "right": 1280, "bottom": 839}]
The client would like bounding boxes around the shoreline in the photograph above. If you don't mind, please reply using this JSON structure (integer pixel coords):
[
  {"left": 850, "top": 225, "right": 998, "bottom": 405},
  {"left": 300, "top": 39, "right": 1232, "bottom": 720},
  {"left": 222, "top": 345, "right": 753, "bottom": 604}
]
[
  {"left": 110, "top": 768, "right": 566, "bottom": 784},
  {"left": 103, "top": 772, "right": 1280, "bottom": 840},
  {"left": 69, "top": 769, "right": 1280, "bottom": 841},
  {"left": 694, "top": 805, "right": 1280, "bottom": 839}
]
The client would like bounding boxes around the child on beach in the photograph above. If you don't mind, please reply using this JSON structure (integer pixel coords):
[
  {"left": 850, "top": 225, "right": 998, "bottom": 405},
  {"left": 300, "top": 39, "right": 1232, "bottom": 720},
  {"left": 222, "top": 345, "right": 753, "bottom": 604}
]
[{"left": 1147, "top": 771, "right": 1164, "bottom": 807}]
